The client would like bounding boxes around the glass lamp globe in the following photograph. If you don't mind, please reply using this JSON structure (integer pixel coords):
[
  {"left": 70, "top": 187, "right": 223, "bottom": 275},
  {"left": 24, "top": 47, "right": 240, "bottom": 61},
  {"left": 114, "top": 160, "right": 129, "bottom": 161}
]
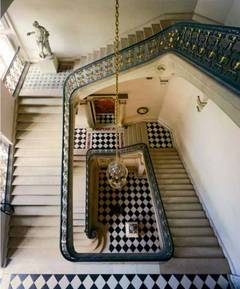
[{"left": 106, "top": 159, "right": 128, "bottom": 190}]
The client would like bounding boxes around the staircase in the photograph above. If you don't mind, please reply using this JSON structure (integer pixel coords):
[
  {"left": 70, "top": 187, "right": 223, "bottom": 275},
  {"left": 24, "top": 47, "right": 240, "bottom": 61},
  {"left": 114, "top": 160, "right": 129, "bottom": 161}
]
[
  {"left": 149, "top": 148, "right": 230, "bottom": 272},
  {"left": 75, "top": 19, "right": 182, "bottom": 68},
  {"left": 9, "top": 95, "right": 102, "bottom": 262}
]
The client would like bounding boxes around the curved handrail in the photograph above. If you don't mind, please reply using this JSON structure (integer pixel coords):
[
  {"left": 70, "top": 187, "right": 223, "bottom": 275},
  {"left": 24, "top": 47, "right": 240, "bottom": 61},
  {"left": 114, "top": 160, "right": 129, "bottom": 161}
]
[{"left": 60, "top": 22, "right": 240, "bottom": 261}]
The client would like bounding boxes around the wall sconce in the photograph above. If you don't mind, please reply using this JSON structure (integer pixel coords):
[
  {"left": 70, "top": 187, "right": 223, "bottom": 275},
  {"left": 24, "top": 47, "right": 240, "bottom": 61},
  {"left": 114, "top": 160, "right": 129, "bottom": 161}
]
[{"left": 196, "top": 95, "right": 208, "bottom": 112}]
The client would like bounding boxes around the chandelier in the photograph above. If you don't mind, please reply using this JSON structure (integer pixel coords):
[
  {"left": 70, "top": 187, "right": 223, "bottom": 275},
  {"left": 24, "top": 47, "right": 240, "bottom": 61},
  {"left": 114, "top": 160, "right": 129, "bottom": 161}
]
[{"left": 106, "top": 0, "right": 128, "bottom": 190}]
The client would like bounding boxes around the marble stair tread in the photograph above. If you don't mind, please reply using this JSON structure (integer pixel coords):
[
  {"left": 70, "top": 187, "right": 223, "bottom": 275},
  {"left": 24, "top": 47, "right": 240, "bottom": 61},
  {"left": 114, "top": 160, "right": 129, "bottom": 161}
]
[
  {"left": 170, "top": 227, "right": 214, "bottom": 236},
  {"left": 162, "top": 196, "right": 200, "bottom": 203},
  {"left": 156, "top": 179, "right": 191, "bottom": 184},
  {"left": 11, "top": 195, "right": 60, "bottom": 205},
  {"left": 15, "top": 139, "right": 62, "bottom": 148},
  {"left": 16, "top": 130, "right": 61, "bottom": 139},
  {"left": 16, "top": 123, "right": 62, "bottom": 131},
  {"left": 10, "top": 216, "right": 84, "bottom": 227},
  {"left": 13, "top": 167, "right": 61, "bottom": 176},
  {"left": 168, "top": 218, "right": 210, "bottom": 227},
  {"left": 12, "top": 185, "right": 60, "bottom": 195},
  {"left": 143, "top": 27, "right": 153, "bottom": 38},
  {"left": 151, "top": 23, "right": 161, "bottom": 33},
  {"left": 157, "top": 184, "right": 194, "bottom": 190},
  {"left": 174, "top": 247, "right": 224, "bottom": 258},
  {"left": 164, "top": 203, "right": 203, "bottom": 211},
  {"left": 160, "top": 190, "right": 196, "bottom": 197},
  {"left": 166, "top": 210, "right": 206, "bottom": 218},
  {"left": 19, "top": 98, "right": 62, "bottom": 106},
  {"left": 14, "top": 158, "right": 61, "bottom": 166},
  {"left": 173, "top": 236, "right": 219, "bottom": 247},
  {"left": 18, "top": 106, "right": 62, "bottom": 114},
  {"left": 17, "top": 114, "right": 61, "bottom": 123},
  {"left": 12, "top": 176, "right": 61, "bottom": 185},
  {"left": 13, "top": 206, "right": 60, "bottom": 216},
  {"left": 14, "top": 149, "right": 61, "bottom": 157}
]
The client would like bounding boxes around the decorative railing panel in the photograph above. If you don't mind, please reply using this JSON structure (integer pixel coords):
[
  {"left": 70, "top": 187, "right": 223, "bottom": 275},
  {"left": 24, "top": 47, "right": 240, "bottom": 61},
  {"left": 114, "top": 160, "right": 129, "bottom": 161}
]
[
  {"left": 3, "top": 47, "right": 26, "bottom": 96},
  {"left": 61, "top": 22, "right": 240, "bottom": 261}
]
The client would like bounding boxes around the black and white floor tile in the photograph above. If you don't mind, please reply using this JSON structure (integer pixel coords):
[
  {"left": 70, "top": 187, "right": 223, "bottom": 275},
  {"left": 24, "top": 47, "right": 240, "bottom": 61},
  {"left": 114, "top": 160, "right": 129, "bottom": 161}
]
[
  {"left": 98, "top": 171, "right": 161, "bottom": 253},
  {"left": 146, "top": 122, "right": 173, "bottom": 148},
  {"left": 96, "top": 113, "right": 115, "bottom": 124},
  {"left": 8, "top": 274, "right": 230, "bottom": 289},
  {"left": 74, "top": 128, "right": 87, "bottom": 149}
]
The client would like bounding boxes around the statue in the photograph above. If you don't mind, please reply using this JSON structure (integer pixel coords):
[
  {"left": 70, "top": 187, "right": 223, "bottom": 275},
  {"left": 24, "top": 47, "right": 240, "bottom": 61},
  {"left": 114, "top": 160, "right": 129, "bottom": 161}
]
[{"left": 27, "top": 21, "right": 53, "bottom": 59}]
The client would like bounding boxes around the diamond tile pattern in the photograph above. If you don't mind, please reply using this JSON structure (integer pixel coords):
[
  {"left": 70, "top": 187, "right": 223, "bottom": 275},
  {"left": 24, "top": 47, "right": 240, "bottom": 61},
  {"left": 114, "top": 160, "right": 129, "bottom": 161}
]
[
  {"left": 74, "top": 128, "right": 87, "bottom": 149},
  {"left": 96, "top": 113, "right": 115, "bottom": 124},
  {"left": 147, "top": 122, "right": 173, "bottom": 148},
  {"left": 98, "top": 171, "right": 161, "bottom": 253},
  {"left": 8, "top": 274, "right": 230, "bottom": 289}
]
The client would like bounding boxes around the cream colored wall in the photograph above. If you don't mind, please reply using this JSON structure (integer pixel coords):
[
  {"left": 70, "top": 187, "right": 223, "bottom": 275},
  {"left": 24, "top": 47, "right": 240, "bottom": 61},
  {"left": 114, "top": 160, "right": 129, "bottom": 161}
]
[
  {"left": 0, "top": 80, "right": 15, "bottom": 143},
  {"left": 97, "top": 77, "right": 167, "bottom": 124},
  {"left": 159, "top": 76, "right": 240, "bottom": 274}
]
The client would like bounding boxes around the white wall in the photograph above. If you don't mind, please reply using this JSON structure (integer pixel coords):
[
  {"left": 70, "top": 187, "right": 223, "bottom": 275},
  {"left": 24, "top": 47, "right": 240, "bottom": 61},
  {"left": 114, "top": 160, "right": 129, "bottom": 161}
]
[
  {"left": 96, "top": 77, "right": 167, "bottom": 124},
  {"left": 225, "top": 0, "right": 240, "bottom": 26},
  {"left": 159, "top": 76, "right": 240, "bottom": 273},
  {"left": 0, "top": 80, "right": 15, "bottom": 143}
]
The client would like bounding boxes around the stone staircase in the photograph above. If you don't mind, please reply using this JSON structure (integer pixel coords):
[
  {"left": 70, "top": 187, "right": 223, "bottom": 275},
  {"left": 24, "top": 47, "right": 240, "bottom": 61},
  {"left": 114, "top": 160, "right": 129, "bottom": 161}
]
[
  {"left": 149, "top": 148, "right": 230, "bottom": 272},
  {"left": 75, "top": 19, "right": 182, "bottom": 68},
  {"left": 9, "top": 95, "right": 102, "bottom": 261}
]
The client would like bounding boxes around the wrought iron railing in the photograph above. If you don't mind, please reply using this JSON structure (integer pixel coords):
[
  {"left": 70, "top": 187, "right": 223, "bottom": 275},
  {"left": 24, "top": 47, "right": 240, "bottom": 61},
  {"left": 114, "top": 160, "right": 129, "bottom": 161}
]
[
  {"left": 61, "top": 22, "right": 240, "bottom": 261},
  {"left": 2, "top": 47, "right": 27, "bottom": 96}
]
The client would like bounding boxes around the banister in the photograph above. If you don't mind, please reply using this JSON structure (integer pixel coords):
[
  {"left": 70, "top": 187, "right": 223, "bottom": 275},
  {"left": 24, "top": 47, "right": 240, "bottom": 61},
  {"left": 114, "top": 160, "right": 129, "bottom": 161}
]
[{"left": 60, "top": 22, "right": 240, "bottom": 261}]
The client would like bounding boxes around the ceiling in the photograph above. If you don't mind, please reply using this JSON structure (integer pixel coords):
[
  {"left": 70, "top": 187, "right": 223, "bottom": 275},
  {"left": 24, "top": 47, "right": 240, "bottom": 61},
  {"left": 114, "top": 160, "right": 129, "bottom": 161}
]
[{"left": 6, "top": 0, "right": 198, "bottom": 61}]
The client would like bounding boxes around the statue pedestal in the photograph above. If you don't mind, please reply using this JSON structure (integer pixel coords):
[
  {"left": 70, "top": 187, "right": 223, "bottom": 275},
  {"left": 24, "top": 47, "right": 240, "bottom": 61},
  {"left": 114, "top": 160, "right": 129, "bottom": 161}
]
[{"left": 38, "top": 56, "right": 58, "bottom": 73}]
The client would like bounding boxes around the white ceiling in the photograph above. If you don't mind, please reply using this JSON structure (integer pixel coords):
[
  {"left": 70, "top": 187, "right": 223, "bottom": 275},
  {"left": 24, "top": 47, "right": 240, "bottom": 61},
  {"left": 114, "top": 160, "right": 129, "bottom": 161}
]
[{"left": 7, "top": 0, "right": 198, "bottom": 60}]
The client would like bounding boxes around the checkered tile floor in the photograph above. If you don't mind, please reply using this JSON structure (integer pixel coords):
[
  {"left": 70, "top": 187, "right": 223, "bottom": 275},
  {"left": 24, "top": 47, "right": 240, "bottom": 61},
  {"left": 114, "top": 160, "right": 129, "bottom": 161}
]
[
  {"left": 74, "top": 128, "right": 87, "bottom": 149},
  {"left": 146, "top": 122, "right": 173, "bottom": 148},
  {"left": 96, "top": 113, "right": 115, "bottom": 124},
  {"left": 92, "top": 131, "right": 117, "bottom": 149},
  {"left": 98, "top": 171, "right": 161, "bottom": 253},
  {"left": 8, "top": 274, "right": 230, "bottom": 289}
]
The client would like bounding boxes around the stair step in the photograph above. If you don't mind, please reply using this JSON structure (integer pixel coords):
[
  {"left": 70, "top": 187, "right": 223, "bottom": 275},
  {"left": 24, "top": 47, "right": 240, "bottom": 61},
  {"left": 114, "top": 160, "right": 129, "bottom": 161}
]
[
  {"left": 168, "top": 218, "right": 209, "bottom": 227},
  {"left": 10, "top": 216, "right": 84, "bottom": 227},
  {"left": 158, "top": 184, "right": 194, "bottom": 190},
  {"left": 128, "top": 34, "right": 136, "bottom": 45},
  {"left": 107, "top": 44, "right": 114, "bottom": 54},
  {"left": 19, "top": 98, "right": 62, "bottom": 106},
  {"left": 14, "top": 158, "right": 61, "bottom": 167},
  {"left": 143, "top": 27, "right": 153, "bottom": 38},
  {"left": 11, "top": 195, "right": 60, "bottom": 206},
  {"left": 174, "top": 247, "right": 224, "bottom": 258},
  {"left": 151, "top": 155, "right": 180, "bottom": 160},
  {"left": 18, "top": 106, "right": 62, "bottom": 114},
  {"left": 164, "top": 203, "right": 202, "bottom": 211},
  {"left": 16, "top": 130, "right": 61, "bottom": 140},
  {"left": 14, "top": 149, "right": 61, "bottom": 158},
  {"left": 162, "top": 196, "right": 199, "bottom": 204},
  {"left": 17, "top": 114, "right": 61, "bottom": 123},
  {"left": 171, "top": 227, "right": 213, "bottom": 236},
  {"left": 12, "top": 186, "right": 60, "bottom": 196},
  {"left": 156, "top": 173, "right": 188, "bottom": 179},
  {"left": 17, "top": 123, "right": 62, "bottom": 131},
  {"left": 152, "top": 23, "right": 161, "bottom": 33},
  {"left": 13, "top": 176, "right": 61, "bottom": 186},
  {"left": 153, "top": 164, "right": 184, "bottom": 169},
  {"left": 157, "top": 179, "right": 191, "bottom": 184},
  {"left": 8, "top": 236, "right": 96, "bottom": 249},
  {"left": 15, "top": 139, "right": 61, "bottom": 148},
  {"left": 166, "top": 210, "right": 206, "bottom": 219},
  {"left": 13, "top": 206, "right": 60, "bottom": 216},
  {"left": 13, "top": 167, "right": 61, "bottom": 176},
  {"left": 173, "top": 237, "right": 219, "bottom": 247},
  {"left": 153, "top": 168, "right": 186, "bottom": 174},
  {"left": 153, "top": 160, "right": 182, "bottom": 164},
  {"left": 120, "top": 38, "right": 128, "bottom": 49},
  {"left": 100, "top": 47, "right": 106, "bottom": 58},
  {"left": 161, "top": 190, "right": 196, "bottom": 197},
  {"left": 136, "top": 31, "right": 144, "bottom": 42},
  {"left": 10, "top": 227, "right": 86, "bottom": 238}
]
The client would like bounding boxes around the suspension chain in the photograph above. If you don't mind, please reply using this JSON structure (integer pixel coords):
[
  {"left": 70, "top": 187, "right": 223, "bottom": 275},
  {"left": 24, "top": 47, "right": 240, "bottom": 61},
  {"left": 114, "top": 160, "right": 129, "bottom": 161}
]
[{"left": 114, "top": 0, "right": 120, "bottom": 158}]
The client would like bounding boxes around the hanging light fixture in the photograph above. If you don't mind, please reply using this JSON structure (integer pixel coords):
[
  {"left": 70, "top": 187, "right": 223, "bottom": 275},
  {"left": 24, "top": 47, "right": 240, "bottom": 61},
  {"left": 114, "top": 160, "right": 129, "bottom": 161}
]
[{"left": 106, "top": 0, "right": 128, "bottom": 190}]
